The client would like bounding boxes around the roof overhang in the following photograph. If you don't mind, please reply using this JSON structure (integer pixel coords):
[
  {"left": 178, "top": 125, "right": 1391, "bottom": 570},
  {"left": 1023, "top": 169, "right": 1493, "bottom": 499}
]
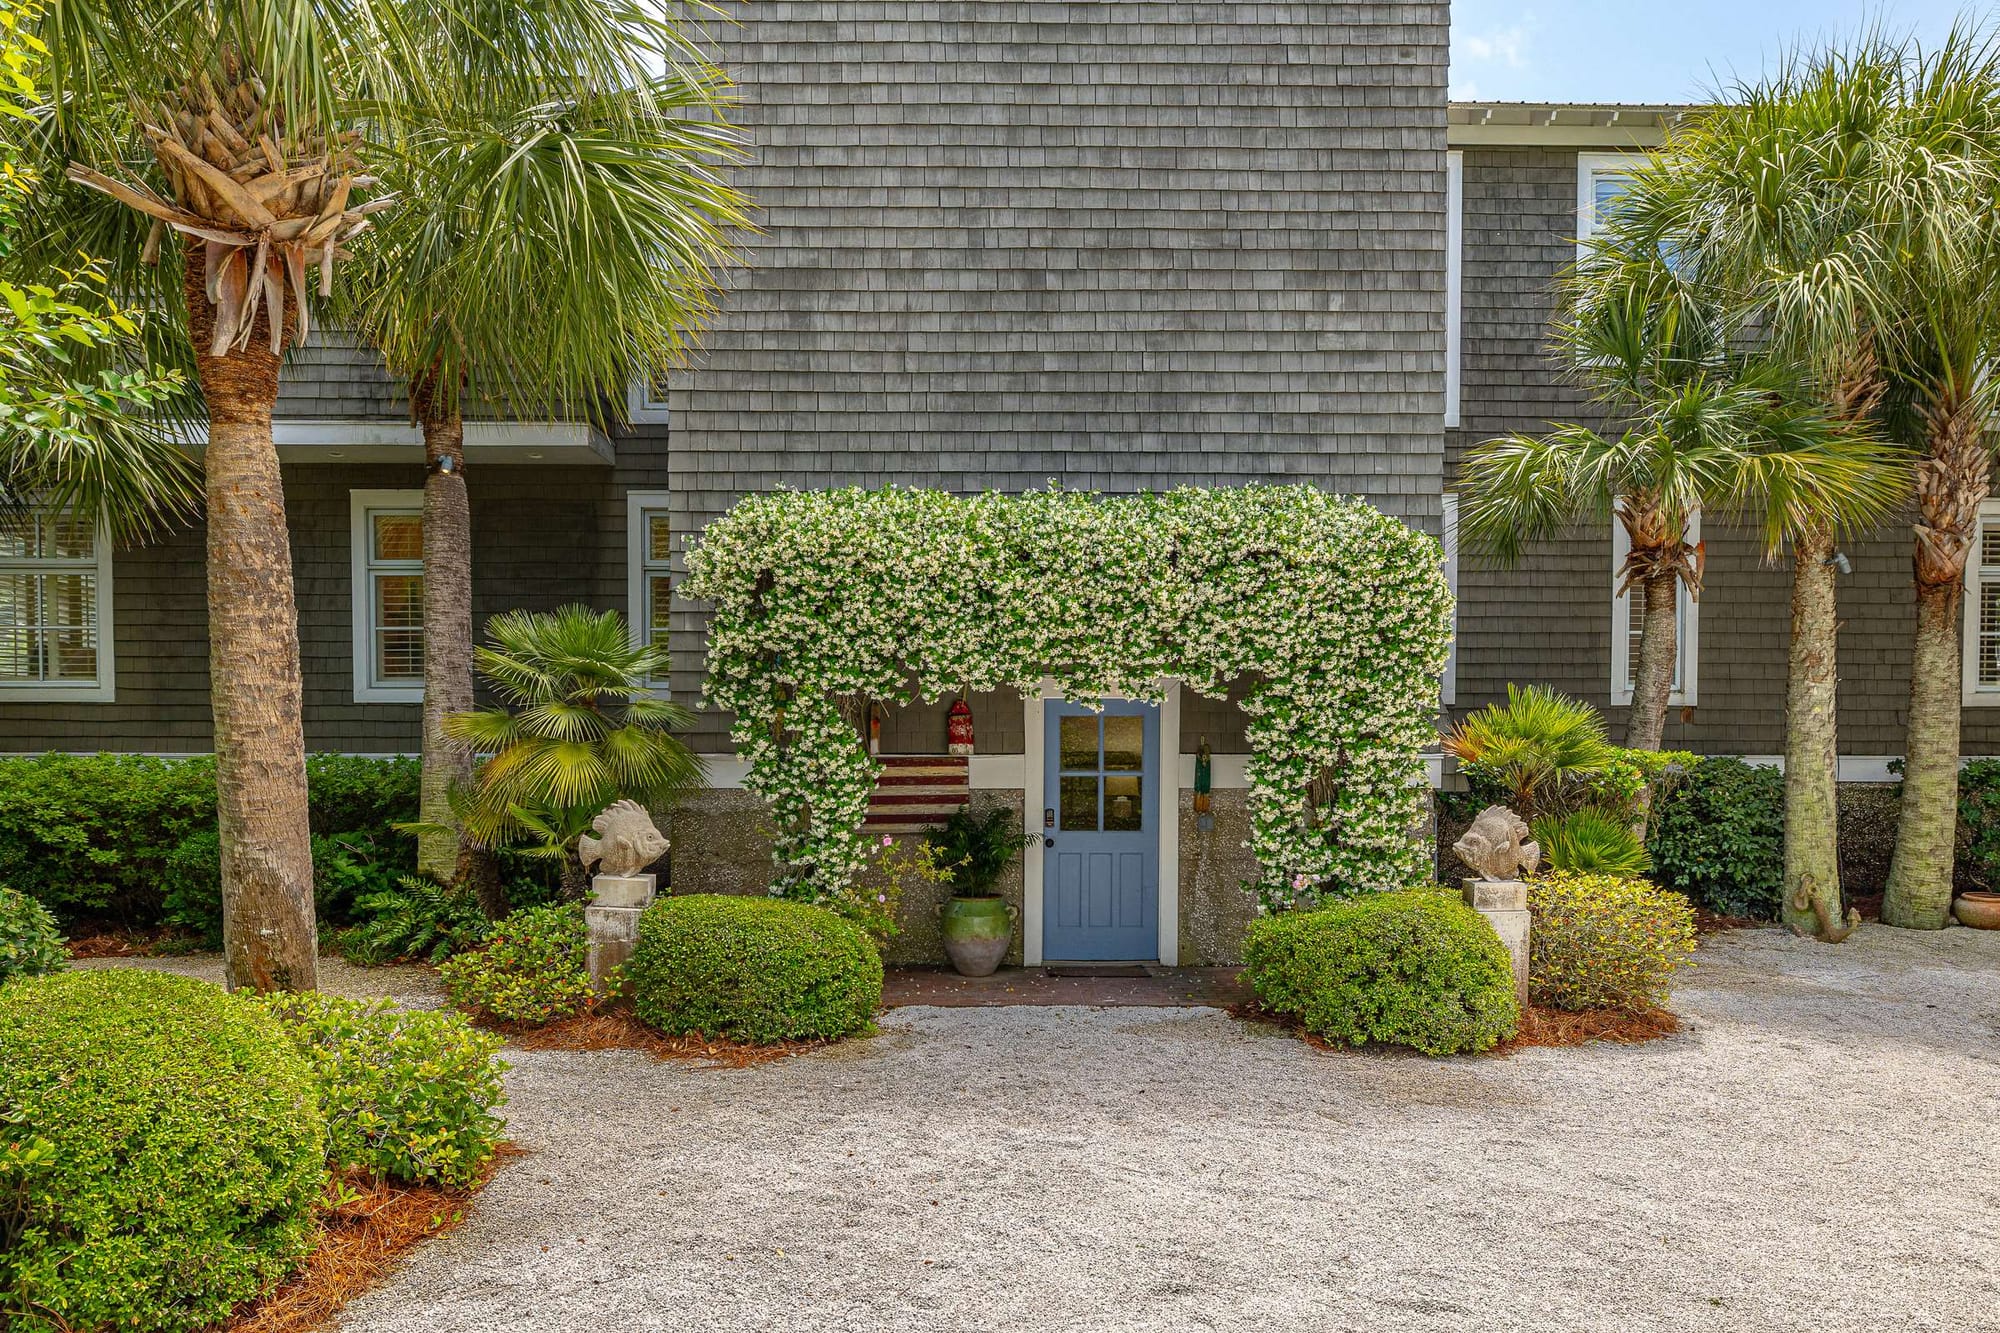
[
  {"left": 177, "top": 418, "right": 615, "bottom": 466},
  {"left": 1449, "top": 102, "right": 1703, "bottom": 149}
]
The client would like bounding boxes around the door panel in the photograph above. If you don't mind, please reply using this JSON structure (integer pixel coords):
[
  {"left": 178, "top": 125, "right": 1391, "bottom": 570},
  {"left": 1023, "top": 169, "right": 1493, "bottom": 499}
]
[{"left": 1042, "top": 700, "right": 1159, "bottom": 961}]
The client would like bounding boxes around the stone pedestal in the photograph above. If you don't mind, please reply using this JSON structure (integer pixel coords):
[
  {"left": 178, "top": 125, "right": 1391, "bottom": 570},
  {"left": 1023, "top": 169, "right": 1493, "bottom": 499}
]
[
  {"left": 586, "top": 873, "right": 657, "bottom": 991},
  {"left": 1463, "top": 878, "right": 1531, "bottom": 1009}
]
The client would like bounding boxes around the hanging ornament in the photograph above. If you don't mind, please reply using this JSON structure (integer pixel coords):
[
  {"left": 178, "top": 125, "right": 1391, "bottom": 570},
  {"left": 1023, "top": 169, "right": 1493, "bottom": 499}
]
[
  {"left": 868, "top": 702, "right": 883, "bottom": 757},
  {"left": 1194, "top": 736, "right": 1214, "bottom": 831},
  {"left": 947, "top": 696, "right": 975, "bottom": 756}
]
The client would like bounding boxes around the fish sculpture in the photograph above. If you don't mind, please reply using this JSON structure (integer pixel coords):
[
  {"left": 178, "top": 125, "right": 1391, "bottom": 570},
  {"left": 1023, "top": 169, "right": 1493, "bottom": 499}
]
[
  {"left": 577, "top": 799, "right": 670, "bottom": 878},
  {"left": 1451, "top": 805, "right": 1540, "bottom": 882}
]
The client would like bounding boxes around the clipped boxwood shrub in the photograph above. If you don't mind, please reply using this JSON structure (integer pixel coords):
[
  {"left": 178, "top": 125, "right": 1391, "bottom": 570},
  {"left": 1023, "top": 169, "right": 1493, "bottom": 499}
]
[
  {"left": 1649, "top": 757, "right": 1784, "bottom": 918},
  {"left": 1242, "top": 889, "right": 1520, "bottom": 1056},
  {"left": 627, "top": 894, "right": 883, "bottom": 1044},
  {"left": 0, "top": 886, "right": 66, "bottom": 985},
  {"left": 439, "top": 905, "right": 597, "bottom": 1026},
  {"left": 1528, "top": 871, "right": 1698, "bottom": 1012},
  {"left": 257, "top": 992, "right": 507, "bottom": 1189},
  {"left": 0, "top": 970, "right": 325, "bottom": 1333}
]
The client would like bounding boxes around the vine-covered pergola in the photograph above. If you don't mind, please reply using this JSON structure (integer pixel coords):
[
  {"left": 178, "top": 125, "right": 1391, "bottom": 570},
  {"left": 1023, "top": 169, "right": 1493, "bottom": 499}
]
[{"left": 682, "top": 485, "right": 1452, "bottom": 915}]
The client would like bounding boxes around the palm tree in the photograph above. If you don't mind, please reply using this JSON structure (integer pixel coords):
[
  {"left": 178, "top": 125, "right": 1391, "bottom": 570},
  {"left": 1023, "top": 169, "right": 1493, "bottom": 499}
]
[
  {"left": 1458, "top": 261, "right": 1906, "bottom": 773},
  {"left": 440, "top": 605, "right": 705, "bottom": 899},
  {"left": 344, "top": 55, "right": 745, "bottom": 899},
  {"left": 27, "top": 0, "right": 704, "bottom": 989},
  {"left": 1571, "top": 70, "right": 1923, "bottom": 938}
]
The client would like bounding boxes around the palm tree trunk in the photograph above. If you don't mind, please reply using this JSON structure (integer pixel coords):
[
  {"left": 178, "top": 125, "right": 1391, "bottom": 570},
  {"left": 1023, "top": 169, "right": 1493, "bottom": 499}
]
[
  {"left": 182, "top": 262, "right": 317, "bottom": 992},
  {"left": 1783, "top": 525, "right": 1843, "bottom": 937},
  {"left": 412, "top": 380, "right": 500, "bottom": 911},
  {"left": 1886, "top": 409, "right": 1989, "bottom": 929},
  {"left": 1625, "top": 568, "right": 1679, "bottom": 752}
]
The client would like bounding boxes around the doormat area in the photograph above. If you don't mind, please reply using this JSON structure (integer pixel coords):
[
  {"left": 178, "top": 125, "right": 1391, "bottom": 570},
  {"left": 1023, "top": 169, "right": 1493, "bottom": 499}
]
[{"left": 1043, "top": 964, "right": 1152, "bottom": 978}]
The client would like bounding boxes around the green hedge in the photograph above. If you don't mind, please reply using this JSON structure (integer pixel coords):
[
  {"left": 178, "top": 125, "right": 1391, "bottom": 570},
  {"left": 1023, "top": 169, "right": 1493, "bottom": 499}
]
[
  {"left": 1527, "top": 872, "right": 1698, "bottom": 1012},
  {"left": 1242, "top": 889, "right": 1520, "bottom": 1056},
  {"left": 1648, "top": 757, "right": 1784, "bottom": 919},
  {"left": 0, "top": 753, "right": 419, "bottom": 928},
  {"left": 0, "top": 970, "right": 326, "bottom": 1332},
  {"left": 627, "top": 894, "right": 882, "bottom": 1044},
  {"left": 257, "top": 992, "right": 507, "bottom": 1189},
  {"left": 438, "top": 905, "right": 598, "bottom": 1026}
]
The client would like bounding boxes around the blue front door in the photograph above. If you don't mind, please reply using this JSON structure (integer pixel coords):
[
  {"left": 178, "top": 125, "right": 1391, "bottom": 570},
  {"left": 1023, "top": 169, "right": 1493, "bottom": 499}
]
[{"left": 1043, "top": 700, "right": 1159, "bottom": 961}]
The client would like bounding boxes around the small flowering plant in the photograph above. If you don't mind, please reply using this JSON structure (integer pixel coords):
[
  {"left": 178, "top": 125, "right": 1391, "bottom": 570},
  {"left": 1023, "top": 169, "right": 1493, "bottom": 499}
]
[{"left": 834, "top": 833, "right": 962, "bottom": 942}]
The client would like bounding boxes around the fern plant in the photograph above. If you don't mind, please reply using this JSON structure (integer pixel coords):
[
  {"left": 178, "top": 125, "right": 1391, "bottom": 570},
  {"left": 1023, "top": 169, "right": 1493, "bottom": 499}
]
[
  {"left": 1531, "top": 809, "right": 1652, "bottom": 877},
  {"left": 337, "top": 877, "right": 491, "bottom": 966},
  {"left": 925, "top": 806, "right": 1035, "bottom": 897}
]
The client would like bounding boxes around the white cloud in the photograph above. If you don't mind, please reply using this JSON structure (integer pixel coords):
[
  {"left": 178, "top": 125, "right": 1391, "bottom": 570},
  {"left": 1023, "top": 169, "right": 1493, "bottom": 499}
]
[
  {"left": 1453, "top": 20, "right": 1534, "bottom": 83},
  {"left": 1450, "top": 78, "right": 1482, "bottom": 100}
]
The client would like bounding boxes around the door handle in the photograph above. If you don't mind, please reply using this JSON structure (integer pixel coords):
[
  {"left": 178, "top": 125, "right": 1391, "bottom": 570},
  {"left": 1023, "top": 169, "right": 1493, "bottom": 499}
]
[{"left": 1044, "top": 836, "right": 1055, "bottom": 848}]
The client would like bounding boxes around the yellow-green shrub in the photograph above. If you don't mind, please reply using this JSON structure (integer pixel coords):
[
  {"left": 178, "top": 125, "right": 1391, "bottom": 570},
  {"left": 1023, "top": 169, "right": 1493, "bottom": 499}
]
[{"left": 1527, "top": 871, "right": 1697, "bottom": 1012}]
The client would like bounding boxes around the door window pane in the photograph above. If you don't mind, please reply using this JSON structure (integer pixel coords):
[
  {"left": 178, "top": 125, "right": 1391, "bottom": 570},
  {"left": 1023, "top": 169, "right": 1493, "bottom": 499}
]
[
  {"left": 1103, "top": 715, "right": 1143, "bottom": 770},
  {"left": 1059, "top": 715, "right": 1098, "bottom": 770},
  {"left": 1060, "top": 775, "right": 1099, "bottom": 831},
  {"left": 1104, "top": 775, "right": 1142, "bottom": 831}
]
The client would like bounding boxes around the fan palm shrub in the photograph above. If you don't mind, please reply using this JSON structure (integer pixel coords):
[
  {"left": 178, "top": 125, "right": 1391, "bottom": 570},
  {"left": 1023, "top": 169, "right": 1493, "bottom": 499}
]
[
  {"left": 1441, "top": 684, "right": 1619, "bottom": 819},
  {"left": 438, "top": 606, "right": 704, "bottom": 898},
  {"left": 343, "top": 34, "right": 746, "bottom": 887},
  {"left": 1530, "top": 808, "right": 1651, "bottom": 877}
]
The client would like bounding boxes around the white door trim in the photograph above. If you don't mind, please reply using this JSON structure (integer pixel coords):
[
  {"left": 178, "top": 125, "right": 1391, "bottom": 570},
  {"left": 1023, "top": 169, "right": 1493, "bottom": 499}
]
[{"left": 1020, "top": 679, "right": 1181, "bottom": 967}]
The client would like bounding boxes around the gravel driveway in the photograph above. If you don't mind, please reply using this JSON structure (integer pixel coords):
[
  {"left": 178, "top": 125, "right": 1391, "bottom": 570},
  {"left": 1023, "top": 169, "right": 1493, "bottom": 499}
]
[{"left": 108, "top": 928, "right": 2000, "bottom": 1332}]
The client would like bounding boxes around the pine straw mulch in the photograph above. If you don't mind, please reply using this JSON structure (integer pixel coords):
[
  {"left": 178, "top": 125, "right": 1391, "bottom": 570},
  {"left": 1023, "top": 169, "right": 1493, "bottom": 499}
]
[
  {"left": 66, "top": 927, "right": 202, "bottom": 958},
  {"left": 475, "top": 1005, "right": 829, "bottom": 1070},
  {"left": 1229, "top": 997, "right": 1678, "bottom": 1058},
  {"left": 223, "top": 1145, "right": 526, "bottom": 1333}
]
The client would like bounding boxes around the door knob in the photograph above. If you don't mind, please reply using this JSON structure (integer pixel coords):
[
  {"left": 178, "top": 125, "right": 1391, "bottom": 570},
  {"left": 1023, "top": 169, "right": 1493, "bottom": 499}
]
[{"left": 1044, "top": 836, "right": 1055, "bottom": 848}]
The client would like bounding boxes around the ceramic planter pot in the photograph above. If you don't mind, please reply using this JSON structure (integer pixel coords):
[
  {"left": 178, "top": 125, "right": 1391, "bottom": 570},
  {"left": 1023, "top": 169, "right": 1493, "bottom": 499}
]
[
  {"left": 1953, "top": 890, "right": 2000, "bottom": 930},
  {"left": 941, "top": 895, "right": 1015, "bottom": 977}
]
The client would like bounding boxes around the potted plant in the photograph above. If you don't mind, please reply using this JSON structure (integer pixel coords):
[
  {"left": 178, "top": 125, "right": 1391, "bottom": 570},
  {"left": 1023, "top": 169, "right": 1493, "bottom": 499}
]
[
  {"left": 927, "top": 806, "right": 1033, "bottom": 976},
  {"left": 1953, "top": 889, "right": 2000, "bottom": 929}
]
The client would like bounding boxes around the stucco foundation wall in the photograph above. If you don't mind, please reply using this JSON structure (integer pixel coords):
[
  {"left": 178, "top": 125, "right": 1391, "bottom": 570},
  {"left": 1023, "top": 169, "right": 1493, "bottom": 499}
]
[{"left": 1177, "top": 789, "right": 1260, "bottom": 966}]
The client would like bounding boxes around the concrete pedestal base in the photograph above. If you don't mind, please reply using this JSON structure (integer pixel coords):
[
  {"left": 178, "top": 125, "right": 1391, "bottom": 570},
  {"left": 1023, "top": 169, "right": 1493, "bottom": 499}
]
[
  {"left": 586, "top": 873, "right": 657, "bottom": 991},
  {"left": 1463, "top": 878, "right": 1531, "bottom": 1009}
]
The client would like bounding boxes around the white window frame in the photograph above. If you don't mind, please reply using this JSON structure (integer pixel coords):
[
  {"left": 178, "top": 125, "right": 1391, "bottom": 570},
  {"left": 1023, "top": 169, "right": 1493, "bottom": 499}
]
[
  {"left": 626, "top": 490, "right": 673, "bottom": 694},
  {"left": 0, "top": 510, "right": 115, "bottom": 702},
  {"left": 626, "top": 375, "right": 671, "bottom": 426},
  {"left": 1611, "top": 509, "right": 1699, "bottom": 708},
  {"left": 1964, "top": 500, "right": 2000, "bottom": 705},
  {"left": 1441, "top": 493, "right": 1459, "bottom": 705},
  {"left": 1445, "top": 150, "right": 1463, "bottom": 429},
  {"left": 350, "top": 489, "right": 425, "bottom": 704},
  {"left": 1577, "top": 151, "right": 1652, "bottom": 259}
]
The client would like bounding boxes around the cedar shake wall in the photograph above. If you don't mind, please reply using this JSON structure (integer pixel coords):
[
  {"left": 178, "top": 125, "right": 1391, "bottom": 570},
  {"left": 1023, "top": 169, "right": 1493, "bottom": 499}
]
[{"left": 1449, "top": 144, "right": 2000, "bottom": 757}]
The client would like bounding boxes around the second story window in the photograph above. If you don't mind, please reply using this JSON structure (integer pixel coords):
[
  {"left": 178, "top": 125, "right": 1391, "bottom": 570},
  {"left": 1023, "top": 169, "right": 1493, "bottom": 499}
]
[
  {"left": 0, "top": 508, "right": 114, "bottom": 701},
  {"left": 1577, "top": 151, "right": 1649, "bottom": 258},
  {"left": 350, "top": 490, "right": 424, "bottom": 703}
]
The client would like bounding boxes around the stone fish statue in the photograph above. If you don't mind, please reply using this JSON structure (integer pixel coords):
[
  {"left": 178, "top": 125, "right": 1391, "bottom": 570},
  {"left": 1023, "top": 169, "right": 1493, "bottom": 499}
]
[
  {"left": 1452, "top": 805, "right": 1540, "bottom": 882},
  {"left": 578, "top": 799, "right": 669, "bottom": 878}
]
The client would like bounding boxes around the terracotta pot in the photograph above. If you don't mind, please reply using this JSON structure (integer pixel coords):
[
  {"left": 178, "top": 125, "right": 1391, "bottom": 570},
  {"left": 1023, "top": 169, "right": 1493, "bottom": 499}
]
[
  {"left": 1952, "top": 890, "right": 2000, "bottom": 930},
  {"left": 941, "top": 895, "right": 1015, "bottom": 976}
]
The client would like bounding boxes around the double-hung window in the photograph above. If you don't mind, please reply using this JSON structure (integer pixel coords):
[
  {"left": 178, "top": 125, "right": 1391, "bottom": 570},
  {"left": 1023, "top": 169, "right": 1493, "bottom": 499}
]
[
  {"left": 1611, "top": 510, "right": 1699, "bottom": 707},
  {"left": 1964, "top": 501, "right": 2000, "bottom": 705},
  {"left": 1577, "top": 152, "right": 1649, "bottom": 255},
  {"left": 627, "top": 491, "right": 672, "bottom": 692},
  {"left": 0, "top": 508, "right": 113, "bottom": 701},
  {"left": 351, "top": 491, "right": 424, "bottom": 703}
]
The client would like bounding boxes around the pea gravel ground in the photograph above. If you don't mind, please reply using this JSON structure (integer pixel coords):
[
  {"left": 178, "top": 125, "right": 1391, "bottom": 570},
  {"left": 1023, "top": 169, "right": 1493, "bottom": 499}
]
[{"left": 104, "top": 927, "right": 2000, "bottom": 1331}]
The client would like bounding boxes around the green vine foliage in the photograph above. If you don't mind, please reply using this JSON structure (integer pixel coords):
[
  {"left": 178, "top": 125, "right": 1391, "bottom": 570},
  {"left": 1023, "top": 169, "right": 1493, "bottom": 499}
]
[{"left": 683, "top": 485, "right": 1453, "bottom": 911}]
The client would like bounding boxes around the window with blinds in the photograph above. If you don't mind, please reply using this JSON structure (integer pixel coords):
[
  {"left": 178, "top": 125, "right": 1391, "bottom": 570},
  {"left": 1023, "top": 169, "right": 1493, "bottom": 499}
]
[
  {"left": 0, "top": 509, "right": 111, "bottom": 698},
  {"left": 1610, "top": 509, "right": 1699, "bottom": 707},
  {"left": 627, "top": 492, "right": 673, "bottom": 692},
  {"left": 1968, "top": 513, "right": 2000, "bottom": 703},
  {"left": 351, "top": 491, "right": 424, "bottom": 702}
]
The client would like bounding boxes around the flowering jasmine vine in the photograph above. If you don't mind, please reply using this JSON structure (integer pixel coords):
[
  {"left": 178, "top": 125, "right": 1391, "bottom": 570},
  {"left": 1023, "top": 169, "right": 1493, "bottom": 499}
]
[{"left": 681, "top": 485, "right": 1452, "bottom": 914}]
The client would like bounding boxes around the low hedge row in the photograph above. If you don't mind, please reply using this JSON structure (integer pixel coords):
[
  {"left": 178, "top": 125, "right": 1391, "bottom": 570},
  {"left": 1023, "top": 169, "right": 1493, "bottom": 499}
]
[{"left": 0, "top": 753, "right": 420, "bottom": 928}]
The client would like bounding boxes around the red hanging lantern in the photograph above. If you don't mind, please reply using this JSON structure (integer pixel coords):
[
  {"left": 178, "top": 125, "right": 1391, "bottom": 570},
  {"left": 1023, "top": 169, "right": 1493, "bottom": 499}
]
[{"left": 947, "top": 697, "right": 975, "bottom": 756}]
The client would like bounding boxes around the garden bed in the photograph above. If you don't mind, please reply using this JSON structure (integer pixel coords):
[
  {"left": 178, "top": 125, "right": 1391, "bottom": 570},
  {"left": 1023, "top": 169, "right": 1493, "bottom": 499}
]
[
  {"left": 484, "top": 1007, "right": 829, "bottom": 1069},
  {"left": 1230, "top": 996, "right": 1680, "bottom": 1056},
  {"left": 223, "top": 1148, "right": 522, "bottom": 1333}
]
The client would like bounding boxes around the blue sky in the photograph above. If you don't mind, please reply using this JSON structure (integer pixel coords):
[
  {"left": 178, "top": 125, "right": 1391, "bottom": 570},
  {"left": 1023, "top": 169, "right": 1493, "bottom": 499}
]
[{"left": 1451, "top": 1, "right": 1986, "bottom": 102}]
